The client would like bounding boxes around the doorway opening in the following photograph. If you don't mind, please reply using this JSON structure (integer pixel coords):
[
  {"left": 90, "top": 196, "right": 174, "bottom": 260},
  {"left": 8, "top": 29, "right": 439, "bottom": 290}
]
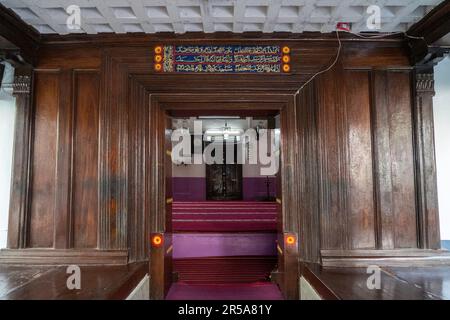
[
  {"left": 205, "top": 135, "right": 243, "bottom": 201},
  {"left": 167, "top": 113, "right": 283, "bottom": 300}
]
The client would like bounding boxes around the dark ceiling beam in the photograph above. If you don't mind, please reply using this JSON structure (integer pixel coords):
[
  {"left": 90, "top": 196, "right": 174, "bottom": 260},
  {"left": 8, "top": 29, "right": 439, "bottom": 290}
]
[
  {"left": 407, "top": 0, "right": 450, "bottom": 67},
  {"left": 0, "top": 4, "right": 40, "bottom": 66},
  {"left": 408, "top": 0, "right": 450, "bottom": 45}
]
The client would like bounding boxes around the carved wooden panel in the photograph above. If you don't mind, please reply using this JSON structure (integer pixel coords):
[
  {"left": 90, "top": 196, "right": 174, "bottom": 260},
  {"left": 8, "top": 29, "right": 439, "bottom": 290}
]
[
  {"left": 29, "top": 71, "right": 59, "bottom": 248},
  {"left": 344, "top": 70, "right": 376, "bottom": 250},
  {"left": 316, "top": 65, "right": 349, "bottom": 250},
  {"left": 72, "top": 71, "right": 100, "bottom": 249},
  {"left": 296, "top": 81, "right": 320, "bottom": 263},
  {"left": 371, "top": 70, "right": 419, "bottom": 249},
  {"left": 385, "top": 72, "right": 417, "bottom": 248}
]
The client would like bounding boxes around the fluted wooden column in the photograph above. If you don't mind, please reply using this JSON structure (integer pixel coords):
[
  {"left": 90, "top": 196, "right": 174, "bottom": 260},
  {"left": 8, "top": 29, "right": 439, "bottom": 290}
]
[
  {"left": 414, "top": 70, "right": 440, "bottom": 249},
  {"left": 7, "top": 69, "right": 33, "bottom": 249}
]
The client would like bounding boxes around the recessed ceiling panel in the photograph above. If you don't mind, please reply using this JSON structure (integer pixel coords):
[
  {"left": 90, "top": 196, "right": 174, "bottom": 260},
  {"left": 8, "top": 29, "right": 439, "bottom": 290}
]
[{"left": 0, "top": 0, "right": 443, "bottom": 34}]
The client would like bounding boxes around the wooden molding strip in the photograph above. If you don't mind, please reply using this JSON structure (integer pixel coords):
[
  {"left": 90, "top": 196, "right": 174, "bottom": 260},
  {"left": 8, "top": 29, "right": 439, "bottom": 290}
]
[
  {"left": 39, "top": 32, "right": 407, "bottom": 47},
  {"left": 0, "top": 249, "right": 128, "bottom": 265},
  {"left": 321, "top": 249, "right": 450, "bottom": 257},
  {"left": 321, "top": 249, "right": 450, "bottom": 268}
]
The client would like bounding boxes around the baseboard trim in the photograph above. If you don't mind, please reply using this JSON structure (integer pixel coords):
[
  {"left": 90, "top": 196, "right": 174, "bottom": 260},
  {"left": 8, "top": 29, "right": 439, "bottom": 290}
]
[
  {"left": 321, "top": 249, "right": 450, "bottom": 267},
  {"left": 0, "top": 249, "right": 128, "bottom": 265}
]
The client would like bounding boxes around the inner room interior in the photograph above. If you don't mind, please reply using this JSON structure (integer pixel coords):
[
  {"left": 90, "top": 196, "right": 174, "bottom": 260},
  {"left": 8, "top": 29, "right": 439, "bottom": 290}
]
[{"left": 166, "top": 113, "right": 283, "bottom": 300}]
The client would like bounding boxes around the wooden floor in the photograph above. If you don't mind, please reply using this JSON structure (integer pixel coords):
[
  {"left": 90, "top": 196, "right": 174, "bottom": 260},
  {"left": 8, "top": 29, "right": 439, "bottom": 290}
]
[
  {"left": 0, "top": 262, "right": 147, "bottom": 300},
  {"left": 1, "top": 261, "right": 450, "bottom": 299},
  {"left": 303, "top": 263, "right": 450, "bottom": 300}
]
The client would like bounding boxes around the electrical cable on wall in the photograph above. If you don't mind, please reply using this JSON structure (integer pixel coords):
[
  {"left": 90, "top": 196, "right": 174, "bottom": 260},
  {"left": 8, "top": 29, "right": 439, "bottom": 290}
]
[
  {"left": 294, "top": 30, "right": 342, "bottom": 96},
  {"left": 294, "top": 30, "right": 426, "bottom": 97}
]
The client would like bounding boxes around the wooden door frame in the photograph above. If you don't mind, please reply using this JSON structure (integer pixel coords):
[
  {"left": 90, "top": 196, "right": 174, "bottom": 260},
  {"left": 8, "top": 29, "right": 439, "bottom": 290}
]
[{"left": 148, "top": 93, "right": 299, "bottom": 300}]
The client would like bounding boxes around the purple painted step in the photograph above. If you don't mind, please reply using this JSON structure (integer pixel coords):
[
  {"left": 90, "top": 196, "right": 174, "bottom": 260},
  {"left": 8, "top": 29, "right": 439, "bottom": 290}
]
[{"left": 173, "top": 233, "right": 277, "bottom": 258}]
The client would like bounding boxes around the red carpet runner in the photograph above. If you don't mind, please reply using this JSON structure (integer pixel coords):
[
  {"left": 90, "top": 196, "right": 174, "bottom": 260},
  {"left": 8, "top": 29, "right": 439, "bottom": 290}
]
[
  {"left": 166, "top": 282, "right": 283, "bottom": 300},
  {"left": 170, "top": 201, "right": 281, "bottom": 299},
  {"left": 172, "top": 201, "right": 278, "bottom": 232},
  {"left": 173, "top": 256, "right": 277, "bottom": 284}
]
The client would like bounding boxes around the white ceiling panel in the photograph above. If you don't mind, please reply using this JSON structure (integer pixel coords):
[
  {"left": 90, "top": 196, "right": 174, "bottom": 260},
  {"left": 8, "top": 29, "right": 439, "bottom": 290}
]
[{"left": 0, "top": 0, "right": 443, "bottom": 35}]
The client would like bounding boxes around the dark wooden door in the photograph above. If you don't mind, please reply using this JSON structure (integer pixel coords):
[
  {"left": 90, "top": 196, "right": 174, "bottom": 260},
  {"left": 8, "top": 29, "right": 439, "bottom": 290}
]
[
  {"left": 205, "top": 141, "right": 242, "bottom": 200},
  {"left": 207, "top": 164, "right": 242, "bottom": 200}
]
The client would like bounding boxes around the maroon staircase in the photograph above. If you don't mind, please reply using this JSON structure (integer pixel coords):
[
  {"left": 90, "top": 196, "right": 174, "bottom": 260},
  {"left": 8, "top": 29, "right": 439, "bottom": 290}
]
[
  {"left": 174, "top": 256, "right": 277, "bottom": 284},
  {"left": 172, "top": 201, "right": 278, "bottom": 286},
  {"left": 172, "top": 201, "right": 278, "bottom": 232}
]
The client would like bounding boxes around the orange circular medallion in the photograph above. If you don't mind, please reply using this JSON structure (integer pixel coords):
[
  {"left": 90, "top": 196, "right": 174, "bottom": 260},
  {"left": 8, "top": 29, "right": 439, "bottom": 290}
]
[
  {"left": 286, "top": 235, "right": 296, "bottom": 245},
  {"left": 282, "top": 55, "right": 290, "bottom": 63},
  {"left": 154, "top": 46, "right": 162, "bottom": 54},
  {"left": 151, "top": 235, "right": 163, "bottom": 247}
]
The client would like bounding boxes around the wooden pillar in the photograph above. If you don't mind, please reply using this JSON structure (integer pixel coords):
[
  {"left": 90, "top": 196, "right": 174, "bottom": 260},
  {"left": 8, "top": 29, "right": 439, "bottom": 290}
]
[
  {"left": 413, "top": 69, "right": 440, "bottom": 249},
  {"left": 274, "top": 97, "right": 299, "bottom": 300},
  {"left": 98, "top": 56, "right": 129, "bottom": 251},
  {"left": 53, "top": 69, "right": 73, "bottom": 249},
  {"left": 371, "top": 70, "right": 395, "bottom": 250},
  {"left": 7, "top": 68, "right": 33, "bottom": 249}
]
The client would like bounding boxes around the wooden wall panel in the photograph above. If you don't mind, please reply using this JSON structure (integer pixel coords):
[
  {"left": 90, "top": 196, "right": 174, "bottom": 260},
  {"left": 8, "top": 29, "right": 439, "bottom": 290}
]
[
  {"left": 371, "top": 71, "right": 395, "bottom": 249},
  {"left": 344, "top": 71, "right": 376, "bottom": 250},
  {"left": 316, "top": 65, "right": 349, "bottom": 250},
  {"left": 72, "top": 72, "right": 100, "bottom": 249},
  {"left": 127, "top": 78, "right": 149, "bottom": 262},
  {"left": 6, "top": 35, "right": 440, "bottom": 268},
  {"left": 372, "top": 70, "right": 418, "bottom": 250},
  {"left": 37, "top": 47, "right": 101, "bottom": 69},
  {"left": 386, "top": 72, "right": 418, "bottom": 248},
  {"left": 98, "top": 57, "right": 129, "bottom": 251},
  {"left": 296, "top": 82, "right": 320, "bottom": 263},
  {"left": 29, "top": 72, "right": 59, "bottom": 248}
]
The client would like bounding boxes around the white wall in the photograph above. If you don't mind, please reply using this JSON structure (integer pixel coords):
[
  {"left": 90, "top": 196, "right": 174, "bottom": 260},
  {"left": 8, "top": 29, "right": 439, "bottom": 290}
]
[
  {"left": 433, "top": 56, "right": 450, "bottom": 241},
  {"left": 0, "top": 62, "right": 16, "bottom": 249},
  {"left": 173, "top": 163, "right": 205, "bottom": 177}
]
